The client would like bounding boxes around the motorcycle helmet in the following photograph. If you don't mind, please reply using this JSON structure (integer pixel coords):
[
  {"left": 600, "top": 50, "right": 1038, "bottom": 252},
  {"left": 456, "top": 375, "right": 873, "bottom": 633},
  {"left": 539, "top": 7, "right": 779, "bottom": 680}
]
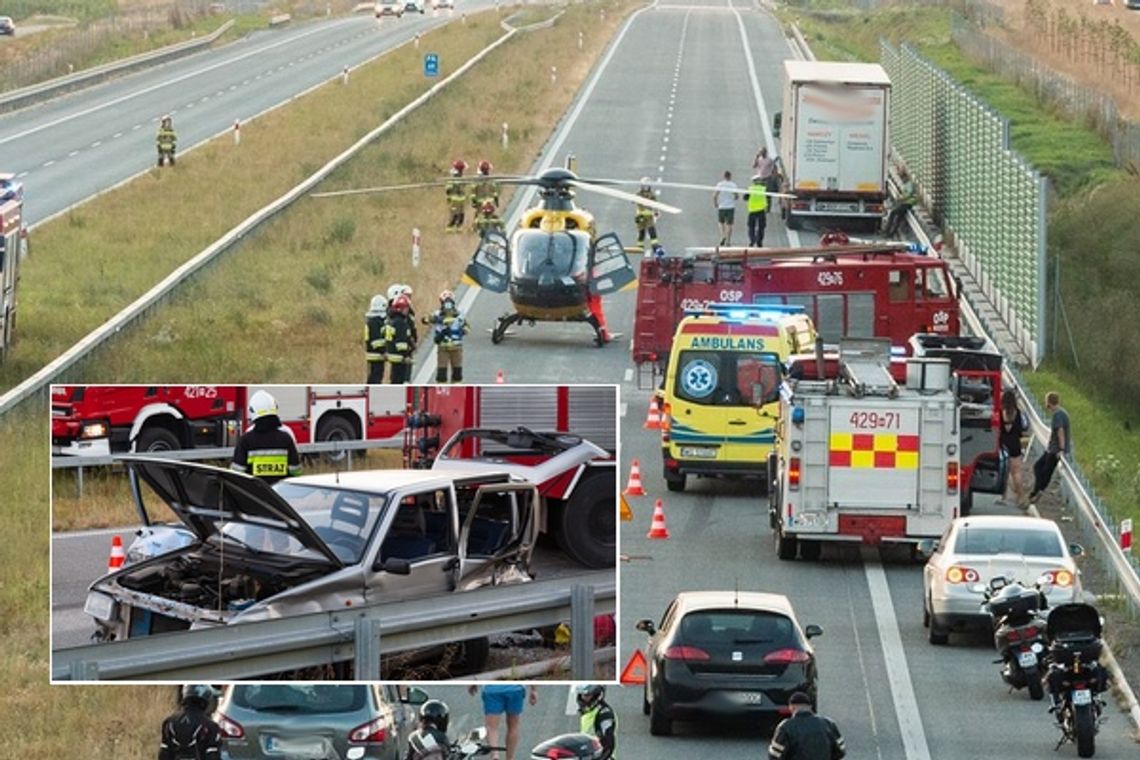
[
  {"left": 247, "top": 390, "right": 279, "bottom": 422},
  {"left": 419, "top": 699, "right": 450, "bottom": 732},
  {"left": 529, "top": 733, "right": 603, "bottom": 760},
  {"left": 574, "top": 684, "right": 605, "bottom": 712},
  {"left": 181, "top": 684, "right": 215, "bottom": 709},
  {"left": 392, "top": 294, "right": 411, "bottom": 314},
  {"left": 366, "top": 294, "right": 388, "bottom": 317},
  {"left": 478, "top": 160, "right": 492, "bottom": 175},
  {"left": 451, "top": 159, "right": 467, "bottom": 176}
]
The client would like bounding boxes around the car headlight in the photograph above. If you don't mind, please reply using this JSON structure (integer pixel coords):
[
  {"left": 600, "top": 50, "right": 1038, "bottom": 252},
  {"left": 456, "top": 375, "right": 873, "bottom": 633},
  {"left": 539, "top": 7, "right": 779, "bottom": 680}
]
[{"left": 84, "top": 591, "right": 116, "bottom": 622}]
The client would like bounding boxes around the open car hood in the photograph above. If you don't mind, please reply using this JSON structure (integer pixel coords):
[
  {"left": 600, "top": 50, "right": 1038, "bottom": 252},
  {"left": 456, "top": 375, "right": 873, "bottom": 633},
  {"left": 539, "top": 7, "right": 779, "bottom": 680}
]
[
  {"left": 431, "top": 432, "right": 608, "bottom": 484},
  {"left": 117, "top": 456, "right": 343, "bottom": 568}
]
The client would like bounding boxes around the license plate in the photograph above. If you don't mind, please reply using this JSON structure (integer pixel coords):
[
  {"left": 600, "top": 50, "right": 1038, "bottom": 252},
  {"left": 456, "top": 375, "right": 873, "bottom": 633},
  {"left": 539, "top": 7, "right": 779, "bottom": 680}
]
[
  {"left": 680, "top": 446, "right": 717, "bottom": 458},
  {"left": 266, "top": 736, "right": 324, "bottom": 755},
  {"left": 816, "top": 202, "right": 858, "bottom": 213},
  {"left": 1072, "top": 689, "right": 1092, "bottom": 706},
  {"left": 737, "top": 692, "right": 765, "bottom": 705},
  {"left": 1018, "top": 651, "right": 1037, "bottom": 668}
]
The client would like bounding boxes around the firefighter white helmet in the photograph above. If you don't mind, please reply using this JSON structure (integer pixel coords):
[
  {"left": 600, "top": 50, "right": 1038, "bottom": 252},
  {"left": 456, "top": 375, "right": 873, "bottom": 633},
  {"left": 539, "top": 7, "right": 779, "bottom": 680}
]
[
  {"left": 387, "top": 283, "right": 403, "bottom": 301},
  {"left": 366, "top": 294, "right": 388, "bottom": 317},
  {"left": 640, "top": 176, "right": 651, "bottom": 189},
  {"left": 248, "top": 390, "right": 279, "bottom": 422}
]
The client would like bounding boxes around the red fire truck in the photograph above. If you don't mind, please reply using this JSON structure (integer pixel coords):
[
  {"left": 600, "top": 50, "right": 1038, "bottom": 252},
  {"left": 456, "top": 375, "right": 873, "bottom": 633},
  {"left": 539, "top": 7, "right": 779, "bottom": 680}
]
[
  {"left": 50, "top": 385, "right": 407, "bottom": 457},
  {"left": 0, "top": 173, "right": 26, "bottom": 360},
  {"left": 632, "top": 240, "right": 960, "bottom": 382}
]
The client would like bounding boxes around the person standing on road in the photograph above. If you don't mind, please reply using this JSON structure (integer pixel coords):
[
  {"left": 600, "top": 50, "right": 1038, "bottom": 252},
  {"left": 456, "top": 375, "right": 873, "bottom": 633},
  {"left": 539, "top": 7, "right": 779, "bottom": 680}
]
[
  {"left": 231, "top": 390, "right": 301, "bottom": 484},
  {"left": 768, "top": 692, "right": 846, "bottom": 760},
  {"left": 634, "top": 178, "right": 660, "bottom": 252},
  {"left": 753, "top": 146, "right": 776, "bottom": 184},
  {"left": 884, "top": 167, "right": 916, "bottom": 237},
  {"left": 383, "top": 294, "right": 418, "bottom": 384},
  {"left": 745, "top": 173, "right": 769, "bottom": 247},
  {"left": 714, "top": 170, "right": 738, "bottom": 246},
  {"left": 467, "top": 684, "right": 538, "bottom": 760},
  {"left": 424, "top": 289, "right": 469, "bottom": 383},
  {"left": 158, "top": 685, "right": 223, "bottom": 760},
  {"left": 156, "top": 115, "right": 177, "bottom": 167},
  {"left": 1029, "top": 391, "right": 1071, "bottom": 504},
  {"left": 575, "top": 685, "right": 617, "bottom": 760},
  {"left": 365, "top": 294, "right": 388, "bottom": 384},
  {"left": 999, "top": 390, "right": 1029, "bottom": 509}
]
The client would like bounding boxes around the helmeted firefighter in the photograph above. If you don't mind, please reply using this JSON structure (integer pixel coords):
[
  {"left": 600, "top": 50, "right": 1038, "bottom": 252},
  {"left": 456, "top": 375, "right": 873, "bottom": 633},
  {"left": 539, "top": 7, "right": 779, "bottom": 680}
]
[
  {"left": 384, "top": 294, "right": 418, "bottom": 383},
  {"left": 445, "top": 160, "right": 468, "bottom": 232},
  {"left": 404, "top": 699, "right": 451, "bottom": 760},
  {"left": 470, "top": 160, "right": 499, "bottom": 212},
  {"left": 158, "top": 684, "right": 223, "bottom": 760},
  {"left": 423, "top": 289, "right": 469, "bottom": 383},
  {"left": 634, "top": 177, "right": 660, "bottom": 252},
  {"left": 231, "top": 390, "right": 302, "bottom": 484},
  {"left": 474, "top": 201, "right": 504, "bottom": 238},
  {"left": 387, "top": 283, "right": 416, "bottom": 319},
  {"left": 156, "top": 114, "right": 177, "bottom": 167},
  {"left": 575, "top": 684, "right": 616, "bottom": 760},
  {"left": 364, "top": 294, "right": 388, "bottom": 384}
]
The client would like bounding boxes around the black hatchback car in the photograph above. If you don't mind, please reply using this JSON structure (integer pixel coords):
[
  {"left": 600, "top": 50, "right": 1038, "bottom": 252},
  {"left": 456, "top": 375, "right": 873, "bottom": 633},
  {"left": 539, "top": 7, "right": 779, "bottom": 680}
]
[{"left": 636, "top": 590, "right": 822, "bottom": 736}]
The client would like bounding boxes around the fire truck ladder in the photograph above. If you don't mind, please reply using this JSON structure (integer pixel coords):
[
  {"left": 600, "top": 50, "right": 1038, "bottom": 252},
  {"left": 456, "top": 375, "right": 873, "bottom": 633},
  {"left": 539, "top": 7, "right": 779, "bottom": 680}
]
[{"left": 837, "top": 339, "right": 898, "bottom": 399}]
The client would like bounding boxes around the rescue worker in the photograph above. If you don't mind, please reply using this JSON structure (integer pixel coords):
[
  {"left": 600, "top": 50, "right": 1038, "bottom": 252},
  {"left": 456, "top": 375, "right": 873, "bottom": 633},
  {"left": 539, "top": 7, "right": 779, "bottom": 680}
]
[
  {"left": 474, "top": 201, "right": 504, "bottom": 238},
  {"left": 470, "top": 160, "right": 499, "bottom": 211},
  {"left": 424, "top": 289, "right": 469, "bottom": 383},
  {"left": 387, "top": 283, "right": 416, "bottom": 319},
  {"left": 634, "top": 178, "right": 660, "bottom": 252},
  {"left": 445, "top": 160, "right": 469, "bottom": 232},
  {"left": 884, "top": 167, "right": 916, "bottom": 237},
  {"left": 404, "top": 699, "right": 451, "bottom": 760},
  {"left": 585, "top": 291, "right": 610, "bottom": 345},
  {"left": 231, "top": 390, "right": 302, "bottom": 484},
  {"left": 156, "top": 114, "right": 177, "bottom": 167},
  {"left": 575, "top": 685, "right": 616, "bottom": 760},
  {"left": 158, "top": 684, "right": 223, "bottom": 760},
  {"left": 364, "top": 293, "right": 388, "bottom": 384},
  {"left": 768, "top": 692, "right": 846, "bottom": 760},
  {"left": 746, "top": 173, "right": 769, "bottom": 247},
  {"left": 383, "top": 293, "right": 418, "bottom": 383}
]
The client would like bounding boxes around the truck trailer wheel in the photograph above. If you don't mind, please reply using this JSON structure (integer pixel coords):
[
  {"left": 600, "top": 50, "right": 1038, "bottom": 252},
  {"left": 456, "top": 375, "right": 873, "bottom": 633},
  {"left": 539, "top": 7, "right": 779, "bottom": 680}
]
[
  {"left": 785, "top": 212, "right": 802, "bottom": 231},
  {"left": 556, "top": 471, "right": 616, "bottom": 568},
  {"left": 316, "top": 415, "right": 356, "bottom": 464},
  {"left": 799, "top": 540, "right": 821, "bottom": 561},
  {"left": 135, "top": 426, "right": 181, "bottom": 453},
  {"left": 776, "top": 528, "right": 798, "bottom": 561}
]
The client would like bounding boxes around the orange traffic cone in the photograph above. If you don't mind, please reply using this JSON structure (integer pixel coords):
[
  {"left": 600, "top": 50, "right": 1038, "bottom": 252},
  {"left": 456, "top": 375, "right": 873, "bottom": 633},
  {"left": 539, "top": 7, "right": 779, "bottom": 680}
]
[
  {"left": 624, "top": 458, "right": 647, "bottom": 496},
  {"left": 644, "top": 396, "right": 662, "bottom": 430},
  {"left": 107, "top": 535, "right": 125, "bottom": 572},
  {"left": 647, "top": 498, "right": 669, "bottom": 539},
  {"left": 495, "top": 369, "right": 506, "bottom": 384}
]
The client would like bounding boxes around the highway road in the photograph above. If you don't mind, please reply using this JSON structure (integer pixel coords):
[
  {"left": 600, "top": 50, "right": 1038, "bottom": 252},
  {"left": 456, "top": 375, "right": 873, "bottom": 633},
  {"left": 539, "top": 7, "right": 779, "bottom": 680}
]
[{"left": 1, "top": 7, "right": 482, "bottom": 224}]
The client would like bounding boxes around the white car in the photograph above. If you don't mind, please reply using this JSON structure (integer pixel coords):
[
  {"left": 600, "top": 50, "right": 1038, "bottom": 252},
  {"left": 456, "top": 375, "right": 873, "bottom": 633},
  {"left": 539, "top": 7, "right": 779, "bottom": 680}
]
[
  {"left": 376, "top": 0, "right": 403, "bottom": 17},
  {"left": 434, "top": 0, "right": 453, "bottom": 8},
  {"left": 921, "top": 515, "right": 1083, "bottom": 645}
]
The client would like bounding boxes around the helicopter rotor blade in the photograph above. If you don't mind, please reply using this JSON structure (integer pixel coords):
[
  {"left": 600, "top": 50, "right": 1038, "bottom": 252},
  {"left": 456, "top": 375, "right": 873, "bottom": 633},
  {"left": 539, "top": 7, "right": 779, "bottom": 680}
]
[
  {"left": 566, "top": 180, "right": 682, "bottom": 214},
  {"left": 310, "top": 181, "right": 448, "bottom": 199},
  {"left": 599, "top": 178, "right": 797, "bottom": 200}
]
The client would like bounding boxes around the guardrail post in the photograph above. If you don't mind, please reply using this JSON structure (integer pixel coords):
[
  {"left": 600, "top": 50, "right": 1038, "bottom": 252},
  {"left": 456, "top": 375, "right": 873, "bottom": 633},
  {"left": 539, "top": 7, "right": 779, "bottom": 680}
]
[
  {"left": 570, "top": 584, "right": 594, "bottom": 680},
  {"left": 70, "top": 660, "right": 99, "bottom": 681},
  {"left": 77, "top": 465, "right": 84, "bottom": 498},
  {"left": 354, "top": 618, "right": 381, "bottom": 680}
]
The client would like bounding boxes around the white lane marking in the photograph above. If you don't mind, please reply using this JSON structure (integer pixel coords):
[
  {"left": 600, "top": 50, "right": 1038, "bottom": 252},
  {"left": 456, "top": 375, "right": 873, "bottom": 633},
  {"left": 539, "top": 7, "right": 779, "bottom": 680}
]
[
  {"left": 565, "top": 685, "right": 577, "bottom": 716},
  {"left": 113, "top": 132, "right": 123, "bottom": 138},
  {"left": 620, "top": 402, "right": 628, "bottom": 418},
  {"left": 0, "top": 24, "right": 351, "bottom": 148},
  {"left": 91, "top": 141, "right": 102, "bottom": 147},
  {"left": 623, "top": 368, "right": 634, "bottom": 383},
  {"left": 847, "top": 566, "right": 885, "bottom": 760},
  {"left": 68, "top": 150, "right": 79, "bottom": 157},
  {"left": 132, "top": 124, "right": 142, "bottom": 130},
  {"left": 200, "top": 96, "right": 209, "bottom": 102},
  {"left": 43, "top": 160, "right": 54, "bottom": 167},
  {"left": 732, "top": 6, "right": 801, "bottom": 248},
  {"left": 864, "top": 559, "right": 932, "bottom": 760},
  {"left": 16, "top": 171, "right": 28, "bottom": 178}
]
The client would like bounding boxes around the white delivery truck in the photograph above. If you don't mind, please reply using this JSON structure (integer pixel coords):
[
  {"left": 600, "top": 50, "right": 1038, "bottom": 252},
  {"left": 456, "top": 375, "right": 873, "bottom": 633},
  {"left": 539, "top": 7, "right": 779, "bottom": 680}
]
[
  {"left": 773, "top": 60, "right": 891, "bottom": 232},
  {"left": 768, "top": 339, "right": 961, "bottom": 561}
]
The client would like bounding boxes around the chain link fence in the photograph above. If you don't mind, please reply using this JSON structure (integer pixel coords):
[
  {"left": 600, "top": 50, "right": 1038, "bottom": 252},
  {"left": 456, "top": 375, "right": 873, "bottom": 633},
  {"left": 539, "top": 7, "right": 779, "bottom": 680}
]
[{"left": 882, "top": 40, "right": 1047, "bottom": 365}]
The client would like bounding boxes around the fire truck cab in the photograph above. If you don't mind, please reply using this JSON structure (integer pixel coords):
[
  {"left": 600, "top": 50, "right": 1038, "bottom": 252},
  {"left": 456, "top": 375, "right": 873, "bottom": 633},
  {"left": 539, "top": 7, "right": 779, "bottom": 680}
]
[{"left": 770, "top": 339, "right": 961, "bottom": 561}]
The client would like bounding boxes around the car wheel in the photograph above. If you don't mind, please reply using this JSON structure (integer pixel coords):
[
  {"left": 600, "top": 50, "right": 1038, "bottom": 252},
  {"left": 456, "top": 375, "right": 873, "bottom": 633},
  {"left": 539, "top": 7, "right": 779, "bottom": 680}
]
[
  {"left": 922, "top": 597, "right": 930, "bottom": 628},
  {"left": 649, "top": 699, "right": 672, "bottom": 736},
  {"left": 136, "top": 426, "right": 181, "bottom": 452},
  {"left": 642, "top": 682, "right": 650, "bottom": 716},
  {"left": 799, "top": 540, "right": 821, "bottom": 561},
  {"left": 556, "top": 471, "right": 615, "bottom": 569},
  {"left": 664, "top": 468, "right": 686, "bottom": 492},
  {"left": 927, "top": 614, "right": 949, "bottom": 646}
]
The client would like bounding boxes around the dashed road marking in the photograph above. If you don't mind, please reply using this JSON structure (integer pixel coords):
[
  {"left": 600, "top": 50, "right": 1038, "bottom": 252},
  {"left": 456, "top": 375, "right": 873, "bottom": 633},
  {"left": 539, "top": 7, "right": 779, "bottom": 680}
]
[
  {"left": 68, "top": 150, "right": 79, "bottom": 157},
  {"left": 43, "top": 160, "right": 54, "bottom": 167},
  {"left": 623, "top": 368, "right": 634, "bottom": 383},
  {"left": 91, "top": 141, "right": 102, "bottom": 148},
  {"left": 113, "top": 132, "right": 123, "bottom": 138}
]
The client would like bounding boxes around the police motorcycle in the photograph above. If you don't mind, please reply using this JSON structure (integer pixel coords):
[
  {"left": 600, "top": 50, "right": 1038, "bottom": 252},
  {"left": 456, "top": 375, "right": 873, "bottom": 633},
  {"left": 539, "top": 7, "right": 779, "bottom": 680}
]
[
  {"left": 981, "top": 575, "right": 1049, "bottom": 700},
  {"left": 1043, "top": 603, "right": 1109, "bottom": 758},
  {"left": 451, "top": 728, "right": 603, "bottom": 760}
]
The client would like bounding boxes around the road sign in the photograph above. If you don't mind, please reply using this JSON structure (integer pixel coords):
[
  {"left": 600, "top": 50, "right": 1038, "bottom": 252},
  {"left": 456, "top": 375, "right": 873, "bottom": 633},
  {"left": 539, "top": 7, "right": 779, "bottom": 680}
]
[{"left": 424, "top": 53, "right": 439, "bottom": 78}]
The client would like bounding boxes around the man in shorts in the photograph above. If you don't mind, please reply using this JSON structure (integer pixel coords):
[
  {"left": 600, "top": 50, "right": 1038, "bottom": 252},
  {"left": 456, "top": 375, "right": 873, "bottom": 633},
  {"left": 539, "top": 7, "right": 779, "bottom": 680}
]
[
  {"left": 714, "top": 170, "right": 739, "bottom": 246},
  {"left": 467, "top": 684, "right": 538, "bottom": 760}
]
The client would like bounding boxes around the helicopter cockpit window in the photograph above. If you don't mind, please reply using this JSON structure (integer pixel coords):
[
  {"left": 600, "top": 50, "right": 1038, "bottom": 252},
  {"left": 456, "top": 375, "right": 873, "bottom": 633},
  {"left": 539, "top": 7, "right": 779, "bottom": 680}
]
[{"left": 511, "top": 230, "right": 590, "bottom": 280}]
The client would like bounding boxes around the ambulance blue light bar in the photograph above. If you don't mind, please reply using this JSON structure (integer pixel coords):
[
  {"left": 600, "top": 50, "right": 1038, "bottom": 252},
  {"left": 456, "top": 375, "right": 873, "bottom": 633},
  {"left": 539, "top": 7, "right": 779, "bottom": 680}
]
[{"left": 683, "top": 303, "right": 807, "bottom": 320}]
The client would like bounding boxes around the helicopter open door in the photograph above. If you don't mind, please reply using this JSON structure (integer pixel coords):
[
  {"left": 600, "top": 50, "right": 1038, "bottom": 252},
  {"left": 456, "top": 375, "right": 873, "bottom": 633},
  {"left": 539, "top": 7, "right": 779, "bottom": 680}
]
[
  {"left": 463, "top": 231, "right": 511, "bottom": 293},
  {"left": 588, "top": 233, "right": 637, "bottom": 295}
]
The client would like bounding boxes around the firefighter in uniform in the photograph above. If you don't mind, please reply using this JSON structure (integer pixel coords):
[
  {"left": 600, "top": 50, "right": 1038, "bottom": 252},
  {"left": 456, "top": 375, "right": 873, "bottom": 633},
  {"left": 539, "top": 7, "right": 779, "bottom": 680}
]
[
  {"left": 746, "top": 173, "right": 769, "bottom": 247},
  {"left": 364, "top": 294, "right": 388, "bottom": 384},
  {"left": 384, "top": 294, "right": 418, "bottom": 383},
  {"left": 388, "top": 283, "right": 416, "bottom": 320},
  {"left": 231, "top": 390, "right": 302, "bottom": 484},
  {"left": 158, "top": 684, "right": 223, "bottom": 760},
  {"left": 156, "top": 115, "right": 177, "bottom": 167},
  {"left": 576, "top": 685, "right": 616, "bottom": 760},
  {"left": 404, "top": 700, "right": 451, "bottom": 760},
  {"left": 768, "top": 692, "right": 846, "bottom": 760},
  {"left": 470, "top": 160, "right": 499, "bottom": 216},
  {"left": 424, "top": 289, "right": 469, "bottom": 383},
  {"left": 634, "top": 178, "right": 660, "bottom": 252},
  {"left": 446, "top": 160, "right": 469, "bottom": 232},
  {"left": 474, "top": 201, "right": 504, "bottom": 238}
]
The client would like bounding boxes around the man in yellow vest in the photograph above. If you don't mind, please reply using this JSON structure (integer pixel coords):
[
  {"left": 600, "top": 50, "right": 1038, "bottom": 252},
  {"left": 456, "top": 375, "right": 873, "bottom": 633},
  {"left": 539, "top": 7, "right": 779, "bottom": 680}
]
[
  {"left": 746, "top": 173, "right": 769, "bottom": 247},
  {"left": 231, "top": 390, "right": 301, "bottom": 484},
  {"left": 575, "top": 685, "right": 616, "bottom": 760}
]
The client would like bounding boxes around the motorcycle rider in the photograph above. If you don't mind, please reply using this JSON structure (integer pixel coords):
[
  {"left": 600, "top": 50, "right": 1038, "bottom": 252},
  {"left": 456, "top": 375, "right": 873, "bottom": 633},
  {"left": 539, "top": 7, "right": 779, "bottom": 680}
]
[
  {"left": 405, "top": 699, "right": 451, "bottom": 760},
  {"left": 158, "top": 684, "right": 222, "bottom": 760},
  {"left": 768, "top": 692, "right": 846, "bottom": 760},
  {"left": 575, "top": 685, "right": 616, "bottom": 760},
  {"left": 383, "top": 294, "right": 418, "bottom": 383},
  {"left": 364, "top": 293, "right": 388, "bottom": 383},
  {"left": 424, "top": 289, "right": 469, "bottom": 383},
  {"left": 230, "top": 390, "right": 301, "bottom": 484},
  {"left": 156, "top": 114, "right": 177, "bottom": 167}
]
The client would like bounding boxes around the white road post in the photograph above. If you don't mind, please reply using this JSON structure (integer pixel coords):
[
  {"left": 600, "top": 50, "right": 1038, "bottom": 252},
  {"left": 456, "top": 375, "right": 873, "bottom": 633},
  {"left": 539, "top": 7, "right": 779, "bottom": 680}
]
[
  {"left": 501, "top": 122, "right": 509, "bottom": 151},
  {"left": 578, "top": 31, "right": 583, "bottom": 50},
  {"left": 233, "top": 119, "right": 241, "bottom": 145},
  {"left": 341, "top": 65, "right": 349, "bottom": 85},
  {"left": 412, "top": 228, "right": 422, "bottom": 268},
  {"left": 551, "top": 66, "right": 557, "bottom": 84},
  {"left": 1123, "top": 518, "right": 1134, "bottom": 553},
  {"left": 414, "top": 32, "right": 420, "bottom": 49}
]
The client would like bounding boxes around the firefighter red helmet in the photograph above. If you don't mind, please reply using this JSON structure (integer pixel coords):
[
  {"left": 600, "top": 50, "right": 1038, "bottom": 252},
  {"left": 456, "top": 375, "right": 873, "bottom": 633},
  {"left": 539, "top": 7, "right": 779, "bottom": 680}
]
[
  {"left": 481, "top": 201, "right": 496, "bottom": 214},
  {"left": 451, "top": 159, "right": 467, "bottom": 176},
  {"left": 392, "top": 294, "right": 411, "bottom": 313},
  {"left": 478, "top": 160, "right": 492, "bottom": 175}
]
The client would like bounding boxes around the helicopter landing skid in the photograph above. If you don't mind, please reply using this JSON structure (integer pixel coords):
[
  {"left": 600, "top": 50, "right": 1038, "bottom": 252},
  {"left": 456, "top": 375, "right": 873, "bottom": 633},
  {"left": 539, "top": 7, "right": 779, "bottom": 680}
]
[{"left": 490, "top": 313, "right": 525, "bottom": 344}]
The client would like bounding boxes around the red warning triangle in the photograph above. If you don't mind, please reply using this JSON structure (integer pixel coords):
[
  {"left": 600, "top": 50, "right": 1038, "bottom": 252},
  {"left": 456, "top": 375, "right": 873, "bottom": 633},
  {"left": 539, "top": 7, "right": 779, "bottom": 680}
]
[{"left": 619, "top": 648, "right": 647, "bottom": 686}]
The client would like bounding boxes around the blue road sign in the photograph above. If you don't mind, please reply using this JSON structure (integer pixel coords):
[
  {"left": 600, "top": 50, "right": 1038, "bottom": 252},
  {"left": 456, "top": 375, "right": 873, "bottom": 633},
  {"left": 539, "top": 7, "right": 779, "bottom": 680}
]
[{"left": 424, "top": 53, "right": 439, "bottom": 77}]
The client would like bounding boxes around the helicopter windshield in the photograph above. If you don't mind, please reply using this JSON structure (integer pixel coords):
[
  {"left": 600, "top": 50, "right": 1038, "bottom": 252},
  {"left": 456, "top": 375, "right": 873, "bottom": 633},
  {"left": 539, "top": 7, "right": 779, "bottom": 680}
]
[{"left": 511, "top": 230, "right": 590, "bottom": 282}]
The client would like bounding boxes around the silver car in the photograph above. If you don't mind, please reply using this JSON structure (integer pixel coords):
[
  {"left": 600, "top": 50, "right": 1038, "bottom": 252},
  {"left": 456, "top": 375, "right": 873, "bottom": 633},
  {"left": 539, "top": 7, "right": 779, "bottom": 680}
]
[
  {"left": 921, "top": 515, "right": 1083, "bottom": 645},
  {"left": 215, "top": 684, "right": 428, "bottom": 760}
]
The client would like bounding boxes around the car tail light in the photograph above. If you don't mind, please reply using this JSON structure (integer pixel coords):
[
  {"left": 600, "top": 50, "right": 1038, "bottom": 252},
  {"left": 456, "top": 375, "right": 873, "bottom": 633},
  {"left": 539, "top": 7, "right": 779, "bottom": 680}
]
[
  {"left": 788, "top": 457, "right": 801, "bottom": 490},
  {"left": 763, "top": 648, "right": 811, "bottom": 665},
  {"left": 1042, "top": 569, "right": 1074, "bottom": 587},
  {"left": 945, "top": 565, "right": 979, "bottom": 584},
  {"left": 662, "top": 646, "right": 710, "bottom": 661},
  {"left": 349, "top": 717, "right": 388, "bottom": 744},
  {"left": 946, "top": 462, "right": 959, "bottom": 493},
  {"left": 215, "top": 713, "right": 244, "bottom": 739}
]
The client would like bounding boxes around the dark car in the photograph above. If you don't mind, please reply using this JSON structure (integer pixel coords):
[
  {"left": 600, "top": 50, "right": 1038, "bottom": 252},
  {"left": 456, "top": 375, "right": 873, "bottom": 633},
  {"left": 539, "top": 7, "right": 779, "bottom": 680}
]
[
  {"left": 635, "top": 590, "right": 822, "bottom": 736},
  {"left": 0, "top": 17, "right": 14, "bottom": 35},
  {"left": 215, "top": 684, "right": 429, "bottom": 760}
]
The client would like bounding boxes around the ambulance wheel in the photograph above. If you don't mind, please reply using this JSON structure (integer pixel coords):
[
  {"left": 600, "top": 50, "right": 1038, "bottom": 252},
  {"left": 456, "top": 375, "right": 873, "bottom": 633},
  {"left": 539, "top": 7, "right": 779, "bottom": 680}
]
[
  {"left": 664, "top": 469, "right": 686, "bottom": 492},
  {"left": 799, "top": 540, "right": 821, "bottom": 561},
  {"left": 776, "top": 530, "right": 798, "bottom": 561}
]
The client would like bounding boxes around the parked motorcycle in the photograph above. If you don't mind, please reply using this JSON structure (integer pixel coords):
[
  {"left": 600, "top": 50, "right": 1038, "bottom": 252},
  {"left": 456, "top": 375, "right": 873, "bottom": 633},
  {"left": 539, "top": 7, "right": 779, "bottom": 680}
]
[
  {"left": 451, "top": 729, "right": 603, "bottom": 760},
  {"left": 1043, "top": 603, "right": 1109, "bottom": 758},
  {"left": 981, "top": 576, "right": 1049, "bottom": 700}
]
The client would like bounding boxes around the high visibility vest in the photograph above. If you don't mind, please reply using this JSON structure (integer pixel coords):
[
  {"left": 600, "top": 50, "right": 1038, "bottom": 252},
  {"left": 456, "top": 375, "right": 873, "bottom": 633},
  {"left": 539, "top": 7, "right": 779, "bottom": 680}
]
[
  {"left": 580, "top": 704, "right": 617, "bottom": 759},
  {"left": 365, "top": 316, "right": 386, "bottom": 361},
  {"left": 747, "top": 183, "right": 768, "bottom": 213}
]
